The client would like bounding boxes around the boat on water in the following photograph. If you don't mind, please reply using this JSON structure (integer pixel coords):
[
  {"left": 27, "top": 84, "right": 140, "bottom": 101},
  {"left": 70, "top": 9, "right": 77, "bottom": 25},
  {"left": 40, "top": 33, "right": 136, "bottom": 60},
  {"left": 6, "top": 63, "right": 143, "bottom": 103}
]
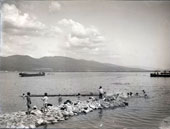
[
  {"left": 19, "top": 72, "right": 45, "bottom": 77},
  {"left": 150, "top": 71, "right": 170, "bottom": 77}
]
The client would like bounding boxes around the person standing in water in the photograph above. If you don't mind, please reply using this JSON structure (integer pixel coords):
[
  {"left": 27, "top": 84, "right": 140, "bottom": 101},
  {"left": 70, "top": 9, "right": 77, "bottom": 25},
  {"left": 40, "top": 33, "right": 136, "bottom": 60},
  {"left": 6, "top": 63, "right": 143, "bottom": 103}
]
[
  {"left": 26, "top": 92, "right": 31, "bottom": 114},
  {"left": 42, "top": 93, "right": 48, "bottom": 112},
  {"left": 99, "top": 86, "right": 104, "bottom": 99},
  {"left": 77, "top": 93, "right": 81, "bottom": 100},
  {"left": 58, "top": 94, "right": 62, "bottom": 105}
]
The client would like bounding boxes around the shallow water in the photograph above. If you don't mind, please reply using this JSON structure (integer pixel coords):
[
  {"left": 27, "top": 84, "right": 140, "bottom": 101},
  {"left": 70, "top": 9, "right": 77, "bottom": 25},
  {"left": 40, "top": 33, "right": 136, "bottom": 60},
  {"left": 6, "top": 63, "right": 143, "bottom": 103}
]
[{"left": 0, "top": 72, "right": 170, "bottom": 128}]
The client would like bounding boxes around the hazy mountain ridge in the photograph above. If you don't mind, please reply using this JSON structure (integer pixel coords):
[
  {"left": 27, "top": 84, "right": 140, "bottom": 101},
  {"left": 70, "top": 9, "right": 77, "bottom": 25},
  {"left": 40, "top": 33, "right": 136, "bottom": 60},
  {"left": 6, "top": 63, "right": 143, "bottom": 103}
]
[{"left": 0, "top": 55, "right": 147, "bottom": 72}]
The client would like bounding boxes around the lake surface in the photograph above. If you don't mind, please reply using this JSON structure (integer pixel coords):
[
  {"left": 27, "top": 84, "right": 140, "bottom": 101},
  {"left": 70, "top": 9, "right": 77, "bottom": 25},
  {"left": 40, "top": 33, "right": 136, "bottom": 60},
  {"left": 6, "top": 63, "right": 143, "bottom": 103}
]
[{"left": 0, "top": 72, "right": 170, "bottom": 128}]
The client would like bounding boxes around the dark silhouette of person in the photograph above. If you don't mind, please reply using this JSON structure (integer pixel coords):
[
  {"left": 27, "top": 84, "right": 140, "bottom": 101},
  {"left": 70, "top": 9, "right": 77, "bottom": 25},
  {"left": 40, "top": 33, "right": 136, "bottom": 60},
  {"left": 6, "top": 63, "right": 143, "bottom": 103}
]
[{"left": 26, "top": 92, "right": 31, "bottom": 114}]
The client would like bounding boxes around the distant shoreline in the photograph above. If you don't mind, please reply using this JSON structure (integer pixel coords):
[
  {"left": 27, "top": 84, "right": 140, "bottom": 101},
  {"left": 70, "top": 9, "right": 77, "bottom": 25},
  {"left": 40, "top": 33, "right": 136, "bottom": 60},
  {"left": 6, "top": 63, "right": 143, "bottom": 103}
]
[{"left": 0, "top": 55, "right": 149, "bottom": 72}]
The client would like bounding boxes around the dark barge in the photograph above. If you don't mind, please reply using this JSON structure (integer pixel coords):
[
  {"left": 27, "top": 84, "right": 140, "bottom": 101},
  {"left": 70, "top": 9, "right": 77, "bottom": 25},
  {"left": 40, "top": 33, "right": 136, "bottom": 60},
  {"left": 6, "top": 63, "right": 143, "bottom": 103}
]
[{"left": 19, "top": 72, "right": 45, "bottom": 77}]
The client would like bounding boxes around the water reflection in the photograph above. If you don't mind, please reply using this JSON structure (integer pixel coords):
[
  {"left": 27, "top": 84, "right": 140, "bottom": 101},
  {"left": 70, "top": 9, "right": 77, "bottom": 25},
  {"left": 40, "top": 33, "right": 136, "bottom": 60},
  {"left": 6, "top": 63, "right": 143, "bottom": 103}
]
[
  {"left": 99, "top": 109, "right": 103, "bottom": 119},
  {"left": 42, "top": 123, "right": 47, "bottom": 129}
]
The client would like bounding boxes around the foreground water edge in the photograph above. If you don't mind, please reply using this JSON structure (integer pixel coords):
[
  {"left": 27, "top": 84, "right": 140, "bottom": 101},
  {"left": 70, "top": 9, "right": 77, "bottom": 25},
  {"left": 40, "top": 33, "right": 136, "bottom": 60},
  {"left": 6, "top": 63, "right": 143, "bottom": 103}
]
[{"left": 0, "top": 93, "right": 148, "bottom": 128}]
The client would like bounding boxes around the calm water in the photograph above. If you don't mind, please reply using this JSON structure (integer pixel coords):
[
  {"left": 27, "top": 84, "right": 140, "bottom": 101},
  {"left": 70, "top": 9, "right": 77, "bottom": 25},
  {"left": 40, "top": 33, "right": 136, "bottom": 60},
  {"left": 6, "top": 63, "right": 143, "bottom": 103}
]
[{"left": 0, "top": 72, "right": 170, "bottom": 128}]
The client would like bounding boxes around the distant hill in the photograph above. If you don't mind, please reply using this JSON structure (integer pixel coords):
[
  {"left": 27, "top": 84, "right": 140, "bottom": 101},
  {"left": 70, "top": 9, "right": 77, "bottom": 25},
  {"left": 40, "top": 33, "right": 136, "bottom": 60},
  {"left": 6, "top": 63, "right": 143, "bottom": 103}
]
[{"left": 0, "top": 55, "right": 147, "bottom": 72}]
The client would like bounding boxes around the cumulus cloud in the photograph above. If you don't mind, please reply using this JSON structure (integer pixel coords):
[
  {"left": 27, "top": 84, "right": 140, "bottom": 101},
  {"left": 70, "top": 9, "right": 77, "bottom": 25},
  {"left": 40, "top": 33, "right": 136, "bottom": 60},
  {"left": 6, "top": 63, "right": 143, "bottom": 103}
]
[
  {"left": 58, "top": 19, "right": 105, "bottom": 50},
  {"left": 2, "top": 3, "right": 45, "bottom": 30},
  {"left": 2, "top": 3, "right": 61, "bottom": 37},
  {"left": 49, "top": 1, "right": 61, "bottom": 12},
  {"left": 1, "top": 4, "right": 106, "bottom": 60}
]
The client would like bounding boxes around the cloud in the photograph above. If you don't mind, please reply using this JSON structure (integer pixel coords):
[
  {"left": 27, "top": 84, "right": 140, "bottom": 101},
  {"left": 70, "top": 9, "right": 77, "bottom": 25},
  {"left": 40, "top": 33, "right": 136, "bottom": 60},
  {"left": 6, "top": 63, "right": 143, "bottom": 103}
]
[
  {"left": 2, "top": 3, "right": 62, "bottom": 37},
  {"left": 49, "top": 1, "right": 61, "bottom": 12},
  {"left": 2, "top": 3, "right": 45, "bottom": 30},
  {"left": 1, "top": 4, "right": 107, "bottom": 61},
  {"left": 58, "top": 19, "right": 105, "bottom": 51}
]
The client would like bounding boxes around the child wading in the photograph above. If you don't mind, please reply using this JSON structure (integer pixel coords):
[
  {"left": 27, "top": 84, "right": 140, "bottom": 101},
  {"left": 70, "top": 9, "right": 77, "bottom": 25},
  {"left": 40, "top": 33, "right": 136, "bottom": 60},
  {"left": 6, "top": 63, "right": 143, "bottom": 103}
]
[
  {"left": 26, "top": 92, "right": 31, "bottom": 114},
  {"left": 42, "top": 93, "right": 48, "bottom": 112},
  {"left": 99, "top": 86, "right": 104, "bottom": 99}
]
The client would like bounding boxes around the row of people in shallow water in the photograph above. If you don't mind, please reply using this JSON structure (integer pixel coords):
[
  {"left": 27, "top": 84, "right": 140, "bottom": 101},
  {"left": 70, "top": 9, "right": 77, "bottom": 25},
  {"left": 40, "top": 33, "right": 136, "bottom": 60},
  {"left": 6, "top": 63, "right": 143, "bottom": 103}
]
[
  {"left": 98, "top": 86, "right": 148, "bottom": 99},
  {"left": 125, "top": 90, "right": 148, "bottom": 98},
  {"left": 22, "top": 86, "right": 148, "bottom": 114}
]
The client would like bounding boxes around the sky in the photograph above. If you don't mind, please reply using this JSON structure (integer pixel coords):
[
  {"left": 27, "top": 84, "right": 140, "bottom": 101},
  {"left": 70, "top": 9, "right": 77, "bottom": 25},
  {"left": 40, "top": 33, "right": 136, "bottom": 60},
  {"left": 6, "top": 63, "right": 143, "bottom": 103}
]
[{"left": 0, "top": 0, "right": 170, "bottom": 69}]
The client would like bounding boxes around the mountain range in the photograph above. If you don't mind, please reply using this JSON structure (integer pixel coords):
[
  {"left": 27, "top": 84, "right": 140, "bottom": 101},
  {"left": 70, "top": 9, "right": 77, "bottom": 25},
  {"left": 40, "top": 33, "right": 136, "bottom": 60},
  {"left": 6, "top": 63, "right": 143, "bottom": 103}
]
[{"left": 0, "top": 55, "right": 147, "bottom": 72}]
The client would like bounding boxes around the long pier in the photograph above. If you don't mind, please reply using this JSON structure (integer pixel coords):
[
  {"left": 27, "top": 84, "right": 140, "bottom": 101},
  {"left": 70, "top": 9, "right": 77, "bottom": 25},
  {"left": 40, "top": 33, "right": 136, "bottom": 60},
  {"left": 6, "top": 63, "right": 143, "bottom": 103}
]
[{"left": 21, "top": 93, "right": 99, "bottom": 97}]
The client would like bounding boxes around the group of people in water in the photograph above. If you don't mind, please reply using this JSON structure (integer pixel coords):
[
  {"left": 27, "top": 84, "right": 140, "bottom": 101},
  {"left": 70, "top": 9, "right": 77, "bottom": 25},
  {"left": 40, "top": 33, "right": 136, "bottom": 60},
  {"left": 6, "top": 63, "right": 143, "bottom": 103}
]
[
  {"left": 22, "top": 92, "right": 63, "bottom": 114},
  {"left": 98, "top": 86, "right": 148, "bottom": 99},
  {"left": 22, "top": 86, "right": 148, "bottom": 114}
]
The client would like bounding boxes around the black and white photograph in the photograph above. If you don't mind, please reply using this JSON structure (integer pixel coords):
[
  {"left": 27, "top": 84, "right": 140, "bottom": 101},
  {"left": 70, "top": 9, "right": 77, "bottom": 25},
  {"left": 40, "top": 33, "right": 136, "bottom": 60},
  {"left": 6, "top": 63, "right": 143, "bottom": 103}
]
[{"left": 0, "top": 0, "right": 170, "bottom": 128}]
